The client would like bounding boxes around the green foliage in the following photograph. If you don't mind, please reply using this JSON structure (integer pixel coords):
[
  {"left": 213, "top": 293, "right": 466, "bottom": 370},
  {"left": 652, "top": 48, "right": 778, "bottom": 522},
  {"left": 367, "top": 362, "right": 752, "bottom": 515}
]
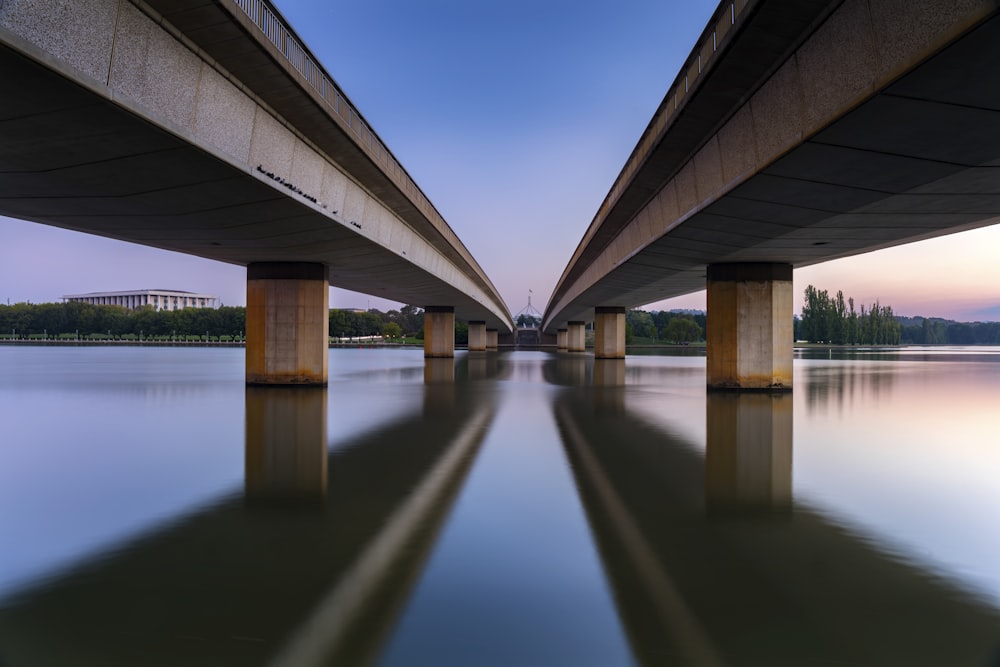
[
  {"left": 516, "top": 313, "right": 540, "bottom": 328},
  {"left": 663, "top": 316, "right": 702, "bottom": 343},
  {"left": 0, "top": 302, "right": 246, "bottom": 338},
  {"left": 799, "top": 285, "right": 900, "bottom": 345}
]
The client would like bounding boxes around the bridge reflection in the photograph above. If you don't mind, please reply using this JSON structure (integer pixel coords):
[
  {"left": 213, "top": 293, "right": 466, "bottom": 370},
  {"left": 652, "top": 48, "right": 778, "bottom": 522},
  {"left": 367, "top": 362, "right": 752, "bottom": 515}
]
[
  {"left": 0, "top": 370, "right": 496, "bottom": 667},
  {"left": 550, "top": 357, "right": 1000, "bottom": 666}
]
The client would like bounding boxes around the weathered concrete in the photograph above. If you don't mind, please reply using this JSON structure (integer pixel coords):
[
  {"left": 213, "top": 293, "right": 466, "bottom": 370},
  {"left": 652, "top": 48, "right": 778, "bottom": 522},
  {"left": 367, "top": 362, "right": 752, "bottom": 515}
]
[
  {"left": 557, "top": 329, "right": 568, "bottom": 350},
  {"left": 567, "top": 321, "right": 586, "bottom": 353},
  {"left": 706, "top": 263, "right": 793, "bottom": 391},
  {"left": 467, "top": 321, "right": 486, "bottom": 352},
  {"left": 705, "top": 392, "right": 792, "bottom": 514},
  {"left": 245, "top": 386, "right": 328, "bottom": 504},
  {"left": 424, "top": 307, "right": 455, "bottom": 358},
  {"left": 486, "top": 329, "right": 499, "bottom": 350},
  {"left": 246, "top": 263, "right": 329, "bottom": 386},
  {"left": 593, "top": 307, "right": 626, "bottom": 359}
]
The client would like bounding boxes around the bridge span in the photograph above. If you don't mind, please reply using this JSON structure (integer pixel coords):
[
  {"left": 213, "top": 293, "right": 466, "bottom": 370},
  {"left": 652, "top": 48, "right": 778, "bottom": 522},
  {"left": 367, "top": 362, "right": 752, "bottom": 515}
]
[
  {"left": 0, "top": 0, "right": 513, "bottom": 383},
  {"left": 543, "top": 0, "right": 1000, "bottom": 389}
]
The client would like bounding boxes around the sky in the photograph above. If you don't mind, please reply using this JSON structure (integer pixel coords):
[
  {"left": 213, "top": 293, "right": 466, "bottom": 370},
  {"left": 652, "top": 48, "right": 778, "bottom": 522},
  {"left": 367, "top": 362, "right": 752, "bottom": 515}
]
[{"left": 2, "top": 0, "right": 999, "bottom": 321}]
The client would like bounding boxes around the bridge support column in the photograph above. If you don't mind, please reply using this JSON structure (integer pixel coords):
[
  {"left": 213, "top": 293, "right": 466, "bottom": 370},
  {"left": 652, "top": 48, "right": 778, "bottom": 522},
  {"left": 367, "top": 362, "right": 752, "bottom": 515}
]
[
  {"left": 486, "top": 329, "right": 499, "bottom": 350},
  {"left": 424, "top": 306, "right": 455, "bottom": 358},
  {"left": 468, "top": 321, "right": 487, "bottom": 351},
  {"left": 594, "top": 307, "right": 626, "bottom": 359},
  {"left": 567, "top": 321, "right": 586, "bottom": 352},
  {"left": 706, "top": 263, "right": 792, "bottom": 391},
  {"left": 246, "top": 262, "right": 329, "bottom": 385},
  {"left": 557, "top": 329, "right": 568, "bottom": 350}
]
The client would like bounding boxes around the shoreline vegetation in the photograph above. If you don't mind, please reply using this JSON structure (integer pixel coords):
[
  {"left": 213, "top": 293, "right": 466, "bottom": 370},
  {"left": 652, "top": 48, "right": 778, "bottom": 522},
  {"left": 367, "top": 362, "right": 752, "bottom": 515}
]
[{"left": 2, "top": 287, "right": 999, "bottom": 347}]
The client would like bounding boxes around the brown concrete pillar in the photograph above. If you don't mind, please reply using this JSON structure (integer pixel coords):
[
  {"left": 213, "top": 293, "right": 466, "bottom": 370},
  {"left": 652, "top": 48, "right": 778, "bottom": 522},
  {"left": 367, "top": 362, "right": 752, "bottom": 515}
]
[
  {"left": 246, "top": 262, "right": 329, "bottom": 385},
  {"left": 424, "top": 306, "right": 455, "bottom": 358},
  {"left": 486, "top": 329, "right": 499, "bottom": 350},
  {"left": 567, "top": 321, "right": 586, "bottom": 352},
  {"left": 706, "top": 263, "right": 793, "bottom": 391},
  {"left": 705, "top": 392, "right": 792, "bottom": 515},
  {"left": 556, "top": 329, "right": 568, "bottom": 350},
  {"left": 468, "top": 321, "right": 487, "bottom": 351},
  {"left": 245, "top": 386, "right": 328, "bottom": 505},
  {"left": 594, "top": 306, "right": 626, "bottom": 359}
]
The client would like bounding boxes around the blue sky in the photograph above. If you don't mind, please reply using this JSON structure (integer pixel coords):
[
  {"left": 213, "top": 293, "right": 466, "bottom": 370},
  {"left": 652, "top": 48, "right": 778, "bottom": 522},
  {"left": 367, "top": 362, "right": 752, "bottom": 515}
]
[{"left": 2, "top": 0, "right": 999, "bottom": 320}]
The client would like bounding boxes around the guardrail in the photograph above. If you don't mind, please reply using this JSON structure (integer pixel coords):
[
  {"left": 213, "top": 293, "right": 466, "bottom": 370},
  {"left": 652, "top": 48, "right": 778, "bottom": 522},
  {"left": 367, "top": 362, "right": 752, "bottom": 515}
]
[
  {"left": 596, "top": 0, "right": 754, "bottom": 225},
  {"left": 232, "top": 0, "right": 434, "bottom": 223}
]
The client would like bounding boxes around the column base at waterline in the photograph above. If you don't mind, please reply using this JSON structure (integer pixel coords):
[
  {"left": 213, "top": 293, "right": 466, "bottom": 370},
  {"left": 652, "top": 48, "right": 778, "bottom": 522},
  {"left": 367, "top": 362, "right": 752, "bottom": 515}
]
[
  {"left": 246, "top": 262, "right": 329, "bottom": 386},
  {"left": 424, "top": 307, "right": 456, "bottom": 358},
  {"left": 594, "top": 307, "right": 626, "bottom": 359},
  {"left": 567, "top": 321, "right": 586, "bottom": 353},
  {"left": 706, "top": 263, "right": 793, "bottom": 392},
  {"left": 468, "top": 321, "right": 487, "bottom": 352},
  {"left": 556, "top": 329, "right": 568, "bottom": 350}
]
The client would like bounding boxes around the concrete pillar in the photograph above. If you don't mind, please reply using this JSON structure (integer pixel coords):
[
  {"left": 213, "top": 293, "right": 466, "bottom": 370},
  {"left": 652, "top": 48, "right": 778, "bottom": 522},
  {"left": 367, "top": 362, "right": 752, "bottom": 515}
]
[
  {"left": 557, "top": 329, "right": 568, "bottom": 350},
  {"left": 468, "top": 321, "right": 487, "bottom": 351},
  {"left": 567, "top": 321, "right": 586, "bottom": 352},
  {"left": 486, "top": 329, "right": 499, "bottom": 350},
  {"left": 594, "top": 306, "right": 626, "bottom": 359},
  {"left": 705, "top": 392, "right": 792, "bottom": 515},
  {"left": 424, "top": 306, "right": 455, "bottom": 358},
  {"left": 244, "top": 386, "right": 328, "bottom": 505},
  {"left": 706, "top": 263, "right": 793, "bottom": 391},
  {"left": 246, "top": 262, "right": 329, "bottom": 385}
]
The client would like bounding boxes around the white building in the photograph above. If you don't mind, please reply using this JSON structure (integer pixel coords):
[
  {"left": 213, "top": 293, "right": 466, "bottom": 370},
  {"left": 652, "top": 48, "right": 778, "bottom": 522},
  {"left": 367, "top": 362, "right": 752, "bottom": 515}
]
[{"left": 63, "top": 289, "right": 219, "bottom": 311}]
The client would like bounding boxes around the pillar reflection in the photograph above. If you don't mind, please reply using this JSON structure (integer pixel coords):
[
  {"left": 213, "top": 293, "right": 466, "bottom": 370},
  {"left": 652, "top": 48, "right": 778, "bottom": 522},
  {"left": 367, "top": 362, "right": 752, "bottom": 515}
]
[
  {"left": 424, "top": 357, "right": 456, "bottom": 415},
  {"left": 245, "top": 385, "right": 328, "bottom": 506},
  {"left": 592, "top": 358, "right": 626, "bottom": 414},
  {"left": 705, "top": 392, "right": 792, "bottom": 515}
]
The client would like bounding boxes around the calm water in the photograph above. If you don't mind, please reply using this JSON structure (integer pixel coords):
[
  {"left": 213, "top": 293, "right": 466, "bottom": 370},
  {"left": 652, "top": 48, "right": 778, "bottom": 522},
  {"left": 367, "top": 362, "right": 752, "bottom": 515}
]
[{"left": 1, "top": 345, "right": 998, "bottom": 666}]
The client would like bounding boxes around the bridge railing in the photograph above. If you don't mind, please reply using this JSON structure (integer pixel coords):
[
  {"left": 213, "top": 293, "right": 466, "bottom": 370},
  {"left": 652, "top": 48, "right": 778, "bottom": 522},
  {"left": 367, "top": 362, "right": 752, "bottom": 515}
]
[
  {"left": 597, "top": 0, "right": 753, "bottom": 226},
  {"left": 232, "top": 0, "right": 435, "bottom": 229}
]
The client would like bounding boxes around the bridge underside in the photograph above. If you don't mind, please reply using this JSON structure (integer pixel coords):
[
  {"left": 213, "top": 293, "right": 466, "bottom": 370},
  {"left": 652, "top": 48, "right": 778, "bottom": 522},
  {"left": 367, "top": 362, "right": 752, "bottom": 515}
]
[
  {"left": 545, "top": 9, "right": 1000, "bottom": 330},
  {"left": 0, "top": 41, "right": 507, "bottom": 330}
]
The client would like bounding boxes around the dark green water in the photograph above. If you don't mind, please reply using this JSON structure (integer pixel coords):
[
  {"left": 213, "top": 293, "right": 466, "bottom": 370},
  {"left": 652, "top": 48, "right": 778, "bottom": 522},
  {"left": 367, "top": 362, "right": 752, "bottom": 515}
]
[{"left": 1, "top": 346, "right": 998, "bottom": 666}]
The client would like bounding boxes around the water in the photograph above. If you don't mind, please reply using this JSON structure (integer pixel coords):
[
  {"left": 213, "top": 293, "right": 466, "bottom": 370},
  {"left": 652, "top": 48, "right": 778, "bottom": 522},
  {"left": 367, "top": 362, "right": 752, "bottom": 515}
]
[{"left": 1, "top": 345, "right": 998, "bottom": 666}]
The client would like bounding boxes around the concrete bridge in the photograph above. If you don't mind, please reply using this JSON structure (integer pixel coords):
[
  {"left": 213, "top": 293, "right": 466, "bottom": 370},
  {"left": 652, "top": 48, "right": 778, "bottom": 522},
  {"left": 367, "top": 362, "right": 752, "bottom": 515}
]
[
  {"left": 0, "top": 0, "right": 513, "bottom": 384},
  {"left": 544, "top": 0, "right": 1000, "bottom": 389}
]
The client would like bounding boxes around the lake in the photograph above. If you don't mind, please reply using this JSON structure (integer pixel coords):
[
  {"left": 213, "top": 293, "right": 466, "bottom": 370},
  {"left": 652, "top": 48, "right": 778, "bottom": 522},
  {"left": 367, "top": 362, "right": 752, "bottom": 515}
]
[{"left": 1, "top": 345, "right": 998, "bottom": 666}]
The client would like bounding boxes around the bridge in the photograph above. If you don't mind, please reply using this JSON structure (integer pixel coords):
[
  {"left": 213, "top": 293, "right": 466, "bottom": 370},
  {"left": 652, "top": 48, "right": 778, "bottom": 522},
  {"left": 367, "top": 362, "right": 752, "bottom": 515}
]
[
  {"left": 0, "top": 0, "right": 513, "bottom": 384},
  {"left": 543, "top": 0, "right": 1000, "bottom": 389}
]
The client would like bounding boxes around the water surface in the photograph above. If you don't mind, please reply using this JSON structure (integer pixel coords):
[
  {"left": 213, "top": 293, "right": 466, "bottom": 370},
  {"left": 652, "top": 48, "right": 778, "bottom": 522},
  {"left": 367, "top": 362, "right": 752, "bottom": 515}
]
[{"left": 1, "top": 345, "right": 998, "bottom": 665}]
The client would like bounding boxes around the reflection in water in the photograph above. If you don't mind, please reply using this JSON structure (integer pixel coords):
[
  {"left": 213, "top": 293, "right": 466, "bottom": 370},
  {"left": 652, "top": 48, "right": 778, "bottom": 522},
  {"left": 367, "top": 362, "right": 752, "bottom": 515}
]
[
  {"left": 804, "top": 360, "right": 896, "bottom": 415},
  {"left": 2, "top": 348, "right": 1000, "bottom": 665},
  {"left": 245, "top": 386, "right": 328, "bottom": 506},
  {"left": 705, "top": 392, "right": 792, "bottom": 515},
  {"left": 554, "top": 374, "right": 1000, "bottom": 666},
  {"left": 0, "top": 370, "right": 494, "bottom": 667}
]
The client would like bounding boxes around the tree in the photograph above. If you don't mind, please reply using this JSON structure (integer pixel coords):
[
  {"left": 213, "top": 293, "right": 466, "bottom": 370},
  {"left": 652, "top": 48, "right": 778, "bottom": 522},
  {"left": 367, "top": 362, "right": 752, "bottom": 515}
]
[
  {"left": 516, "top": 313, "right": 540, "bottom": 328},
  {"left": 626, "top": 310, "right": 656, "bottom": 339},
  {"left": 382, "top": 321, "right": 403, "bottom": 339},
  {"left": 663, "top": 316, "right": 702, "bottom": 343}
]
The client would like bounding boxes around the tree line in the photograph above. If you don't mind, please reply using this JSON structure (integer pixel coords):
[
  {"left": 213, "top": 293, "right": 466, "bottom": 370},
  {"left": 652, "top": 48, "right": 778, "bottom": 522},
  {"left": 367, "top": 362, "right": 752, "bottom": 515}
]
[
  {"left": 797, "top": 285, "right": 902, "bottom": 345},
  {"left": 0, "top": 302, "right": 434, "bottom": 341},
  {"left": 626, "top": 309, "right": 705, "bottom": 344}
]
